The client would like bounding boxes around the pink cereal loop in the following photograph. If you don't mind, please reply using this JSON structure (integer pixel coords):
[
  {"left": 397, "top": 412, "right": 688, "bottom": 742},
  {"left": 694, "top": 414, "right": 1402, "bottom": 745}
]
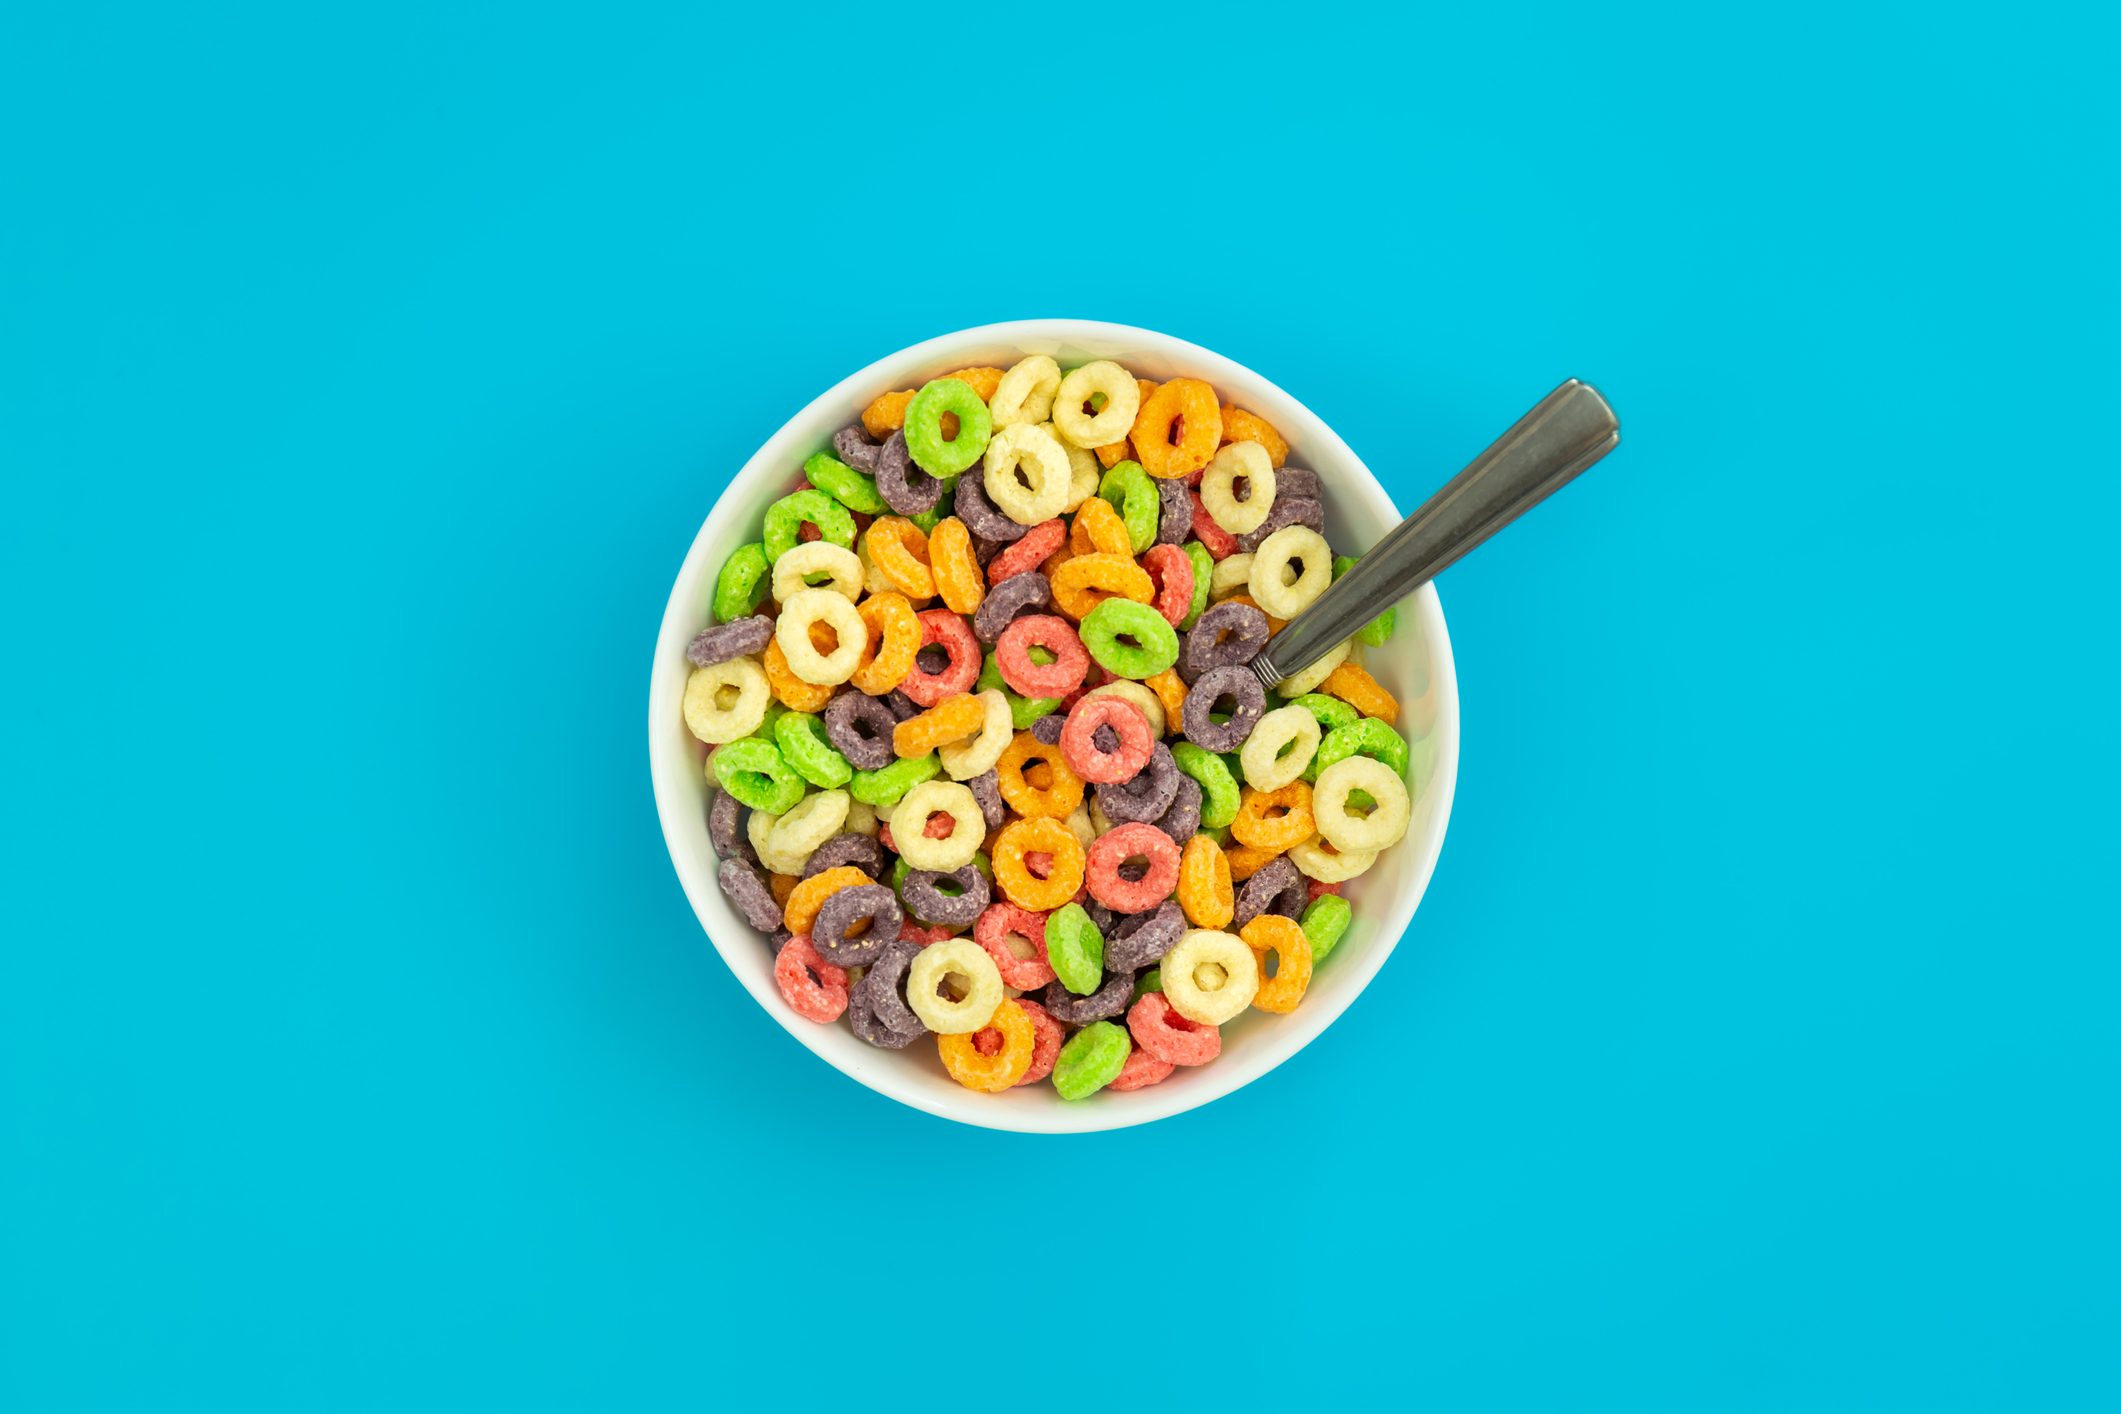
[
  {"left": 1013, "top": 999, "right": 1064, "bottom": 1085},
  {"left": 1141, "top": 543, "right": 1195, "bottom": 627},
  {"left": 995, "top": 614, "right": 1090, "bottom": 698},
  {"left": 773, "top": 935, "right": 849, "bottom": 1023},
  {"left": 1109, "top": 1044, "right": 1176, "bottom": 1091},
  {"left": 986, "top": 519, "right": 1065, "bottom": 585},
  {"left": 1058, "top": 696, "right": 1155, "bottom": 784},
  {"left": 899, "top": 608, "right": 981, "bottom": 707},
  {"left": 1084, "top": 822, "right": 1182, "bottom": 912},
  {"left": 1127, "top": 991, "right": 1222, "bottom": 1066},
  {"left": 973, "top": 901, "right": 1057, "bottom": 990}
]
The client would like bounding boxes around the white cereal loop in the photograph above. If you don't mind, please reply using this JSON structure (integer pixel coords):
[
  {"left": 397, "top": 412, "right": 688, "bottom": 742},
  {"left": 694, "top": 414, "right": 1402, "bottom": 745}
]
[
  {"left": 771, "top": 542, "right": 863, "bottom": 606},
  {"left": 1208, "top": 553, "right": 1255, "bottom": 602},
  {"left": 890, "top": 780, "right": 986, "bottom": 871},
  {"left": 857, "top": 537, "right": 892, "bottom": 596},
  {"left": 981, "top": 423, "right": 1073, "bottom": 525},
  {"left": 1273, "top": 637, "right": 1350, "bottom": 697},
  {"left": 1161, "top": 929, "right": 1260, "bottom": 1025},
  {"left": 1050, "top": 361, "right": 1141, "bottom": 448},
  {"left": 1064, "top": 803, "right": 1096, "bottom": 852},
  {"left": 682, "top": 657, "right": 770, "bottom": 744},
  {"left": 1199, "top": 441, "right": 1277, "bottom": 535},
  {"left": 1239, "top": 704, "right": 1322, "bottom": 791},
  {"left": 747, "top": 808, "right": 810, "bottom": 876},
  {"left": 991, "top": 355, "right": 1062, "bottom": 428},
  {"left": 1087, "top": 794, "right": 1115, "bottom": 838},
  {"left": 1312, "top": 756, "right": 1414, "bottom": 853},
  {"left": 937, "top": 689, "right": 1013, "bottom": 779},
  {"left": 774, "top": 588, "right": 869, "bottom": 685},
  {"left": 1249, "top": 525, "right": 1332, "bottom": 620},
  {"left": 1289, "top": 835, "right": 1378, "bottom": 883},
  {"left": 1046, "top": 421, "right": 1102, "bottom": 511},
  {"left": 769, "top": 788, "right": 851, "bottom": 858},
  {"left": 1083, "top": 680, "right": 1166, "bottom": 740},
  {"left": 844, "top": 800, "right": 879, "bottom": 837},
  {"left": 905, "top": 938, "right": 1006, "bottom": 1034}
]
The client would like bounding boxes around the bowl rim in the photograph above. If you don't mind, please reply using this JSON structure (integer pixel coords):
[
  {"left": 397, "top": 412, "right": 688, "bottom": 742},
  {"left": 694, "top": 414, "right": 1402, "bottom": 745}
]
[{"left": 647, "top": 319, "right": 1460, "bottom": 1133}]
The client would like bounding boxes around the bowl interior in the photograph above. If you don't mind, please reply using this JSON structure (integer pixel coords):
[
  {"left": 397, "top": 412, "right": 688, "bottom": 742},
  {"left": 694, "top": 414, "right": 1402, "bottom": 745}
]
[{"left": 649, "top": 321, "right": 1459, "bottom": 1133}]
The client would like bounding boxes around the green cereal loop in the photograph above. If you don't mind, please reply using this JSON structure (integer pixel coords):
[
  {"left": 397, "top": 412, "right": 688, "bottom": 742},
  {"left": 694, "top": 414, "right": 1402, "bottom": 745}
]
[
  {"left": 1290, "top": 692, "right": 1360, "bottom": 736},
  {"left": 803, "top": 451, "right": 887, "bottom": 515},
  {"left": 773, "top": 711, "right": 853, "bottom": 788},
  {"left": 904, "top": 379, "right": 993, "bottom": 476},
  {"left": 1097, "top": 461, "right": 1158, "bottom": 554},
  {"left": 748, "top": 698, "right": 789, "bottom": 743},
  {"left": 763, "top": 490, "right": 856, "bottom": 563},
  {"left": 1312, "top": 717, "right": 1410, "bottom": 785},
  {"left": 977, "top": 652, "right": 1062, "bottom": 729},
  {"left": 1172, "top": 743, "right": 1241, "bottom": 829},
  {"left": 971, "top": 851, "right": 992, "bottom": 881},
  {"left": 1052, "top": 1020, "right": 1131, "bottom": 1100},
  {"left": 709, "top": 738, "right": 806, "bottom": 813},
  {"left": 1300, "top": 894, "right": 1353, "bottom": 964},
  {"left": 1134, "top": 967, "right": 1162, "bottom": 999},
  {"left": 1332, "top": 554, "right": 1397, "bottom": 647},
  {"left": 1202, "top": 825, "right": 1231, "bottom": 846},
  {"left": 889, "top": 856, "right": 909, "bottom": 893},
  {"left": 909, "top": 506, "right": 945, "bottom": 535},
  {"left": 1079, "top": 597, "right": 1180, "bottom": 679},
  {"left": 712, "top": 543, "right": 771, "bottom": 621},
  {"left": 1045, "top": 903, "right": 1105, "bottom": 995},
  {"left": 849, "top": 752, "right": 939, "bottom": 808},
  {"left": 1179, "top": 541, "right": 1213, "bottom": 629}
]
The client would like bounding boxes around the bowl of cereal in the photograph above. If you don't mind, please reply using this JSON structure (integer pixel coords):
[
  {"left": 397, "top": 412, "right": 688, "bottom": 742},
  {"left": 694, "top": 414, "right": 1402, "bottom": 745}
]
[{"left": 649, "top": 320, "right": 1459, "bottom": 1132}]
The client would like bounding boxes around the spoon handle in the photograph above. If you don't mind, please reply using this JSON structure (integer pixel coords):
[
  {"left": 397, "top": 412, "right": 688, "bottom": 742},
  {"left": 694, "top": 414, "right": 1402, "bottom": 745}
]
[{"left": 1250, "top": 378, "right": 1620, "bottom": 692}]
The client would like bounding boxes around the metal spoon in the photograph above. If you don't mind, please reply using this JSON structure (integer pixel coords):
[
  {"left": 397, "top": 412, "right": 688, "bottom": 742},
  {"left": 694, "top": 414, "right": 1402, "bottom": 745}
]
[{"left": 1248, "top": 378, "right": 1621, "bottom": 692}]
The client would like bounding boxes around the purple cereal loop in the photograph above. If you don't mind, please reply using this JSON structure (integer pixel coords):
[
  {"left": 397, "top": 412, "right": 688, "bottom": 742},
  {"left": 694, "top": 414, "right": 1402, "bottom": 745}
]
[
  {"left": 1084, "top": 900, "right": 1116, "bottom": 933},
  {"left": 718, "top": 858, "right": 784, "bottom": 933},
  {"left": 769, "top": 926, "right": 793, "bottom": 953},
  {"left": 875, "top": 429, "right": 944, "bottom": 516},
  {"left": 709, "top": 788, "right": 758, "bottom": 866},
  {"left": 968, "top": 529, "right": 1007, "bottom": 567},
  {"left": 1040, "top": 969, "right": 1137, "bottom": 1025},
  {"left": 954, "top": 468, "right": 1029, "bottom": 541},
  {"left": 1155, "top": 477, "right": 1192, "bottom": 546},
  {"left": 1273, "top": 466, "right": 1322, "bottom": 502},
  {"left": 1030, "top": 713, "right": 1068, "bottom": 746},
  {"left": 881, "top": 689, "right": 921, "bottom": 721},
  {"left": 1233, "top": 855, "right": 1305, "bottom": 930},
  {"left": 972, "top": 571, "right": 1053, "bottom": 645},
  {"left": 833, "top": 424, "right": 885, "bottom": 475},
  {"left": 1095, "top": 742, "right": 1179, "bottom": 824},
  {"left": 802, "top": 832, "right": 883, "bottom": 880},
  {"left": 824, "top": 689, "right": 898, "bottom": 770},
  {"left": 1178, "top": 601, "right": 1271, "bottom": 684},
  {"left": 1105, "top": 900, "right": 1184, "bottom": 972},
  {"left": 1150, "top": 773, "right": 1203, "bottom": 845},
  {"left": 1236, "top": 495, "right": 1325, "bottom": 554},
  {"left": 811, "top": 883, "right": 904, "bottom": 968},
  {"left": 848, "top": 938, "right": 927, "bottom": 1048},
  {"left": 687, "top": 615, "right": 774, "bottom": 666},
  {"left": 900, "top": 865, "right": 989, "bottom": 928},
  {"left": 1181, "top": 665, "right": 1267, "bottom": 752},
  {"left": 963, "top": 770, "right": 1005, "bottom": 832}
]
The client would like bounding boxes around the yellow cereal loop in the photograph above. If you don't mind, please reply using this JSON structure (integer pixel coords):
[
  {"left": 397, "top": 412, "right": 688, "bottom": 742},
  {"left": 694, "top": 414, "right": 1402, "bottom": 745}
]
[
  {"left": 1273, "top": 637, "right": 1350, "bottom": 698},
  {"left": 1208, "top": 553, "right": 1255, "bottom": 601},
  {"left": 937, "top": 689, "right": 1013, "bottom": 780},
  {"left": 774, "top": 588, "right": 868, "bottom": 685},
  {"left": 905, "top": 938, "right": 1006, "bottom": 1034},
  {"left": 981, "top": 423, "right": 1073, "bottom": 525},
  {"left": 767, "top": 788, "right": 851, "bottom": 859},
  {"left": 1162, "top": 929, "right": 1259, "bottom": 1025},
  {"left": 1248, "top": 525, "right": 1332, "bottom": 620},
  {"left": 890, "top": 780, "right": 986, "bottom": 872},
  {"left": 992, "top": 355, "right": 1062, "bottom": 427},
  {"left": 1045, "top": 421, "right": 1103, "bottom": 511},
  {"left": 1051, "top": 361, "right": 1143, "bottom": 449},
  {"left": 1289, "top": 835, "right": 1377, "bottom": 883},
  {"left": 683, "top": 657, "right": 770, "bottom": 744},
  {"left": 771, "top": 541, "right": 864, "bottom": 605},
  {"left": 1199, "top": 441, "right": 1277, "bottom": 535}
]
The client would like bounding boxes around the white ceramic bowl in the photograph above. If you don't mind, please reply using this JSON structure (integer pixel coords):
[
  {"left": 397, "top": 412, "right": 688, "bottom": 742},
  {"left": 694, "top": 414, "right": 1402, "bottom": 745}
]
[{"left": 649, "top": 320, "right": 1459, "bottom": 1133}]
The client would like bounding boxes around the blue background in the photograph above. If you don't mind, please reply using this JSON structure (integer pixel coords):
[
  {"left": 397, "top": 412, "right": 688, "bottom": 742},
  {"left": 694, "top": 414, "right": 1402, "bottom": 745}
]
[{"left": 4, "top": 3, "right": 2115, "bottom": 1409}]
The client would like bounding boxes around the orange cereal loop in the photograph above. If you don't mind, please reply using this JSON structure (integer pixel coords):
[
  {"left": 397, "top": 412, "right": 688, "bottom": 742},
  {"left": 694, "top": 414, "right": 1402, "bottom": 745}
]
[
  {"left": 1130, "top": 378, "right": 1221, "bottom": 479},
  {"left": 1177, "top": 835, "right": 1233, "bottom": 929},
  {"left": 991, "top": 817, "right": 1086, "bottom": 912},
  {"left": 764, "top": 637, "right": 834, "bottom": 711},
  {"left": 1050, "top": 553, "right": 1154, "bottom": 622},
  {"left": 1321, "top": 661, "right": 1399, "bottom": 724},
  {"left": 1219, "top": 407, "right": 1290, "bottom": 468},
  {"left": 1231, "top": 782, "right": 1315, "bottom": 853},
  {"left": 1070, "top": 496, "right": 1134, "bottom": 558},
  {"left": 850, "top": 591, "right": 918, "bottom": 695},
  {"left": 769, "top": 872, "right": 800, "bottom": 908},
  {"left": 928, "top": 517, "right": 985, "bottom": 615},
  {"left": 893, "top": 695, "right": 984, "bottom": 759},
  {"left": 865, "top": 517, "right": 936, "bottom": 600},
  {"left": 940, "top": 367, "right": 1005, "bottom": 401},
  {"left": 1223, "top": 840, "right": 1283, "bottom": 882},
  {"left": 783, "top": 865, "right": 870, "bottom": 934},
  {"left": 1220, "top": 592, "right": 1287, "bottom": 635},
  {"left": 1241, "top": 914, "right": 1314, "bottom": 1014},
  {"left": 1144, "top": 670, "right": 1188, "bottom": 725},
  {"left": 1094, "top": 438, "right": 1135, "bottom": 470},
  {"left": 862, "top": 389, "right": 916, "bottom": 439},
  {"left": 995, "top": 732, "right": 1084, "bottom": 819}
]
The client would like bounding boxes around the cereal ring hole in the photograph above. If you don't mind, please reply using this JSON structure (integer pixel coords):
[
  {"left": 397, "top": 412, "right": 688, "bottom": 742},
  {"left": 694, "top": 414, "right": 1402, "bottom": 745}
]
[
  {"left": 1192, "top": 961, "right": 1229, "bottom": 991},
  {"left": 916, "top": 644, "right": 951, "bottom": 673}
]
